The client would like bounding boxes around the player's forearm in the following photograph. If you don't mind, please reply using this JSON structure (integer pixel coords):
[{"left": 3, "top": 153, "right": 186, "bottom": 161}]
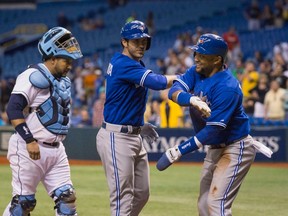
[
  {"left": 10, "top": 119, "right": 26, "bottom": 128},
  {"left": 11, "top": 119, "right": 36, "bottom": 144},
  {"left": 165, "top": 75, "right": 178, "bottom": 88}
]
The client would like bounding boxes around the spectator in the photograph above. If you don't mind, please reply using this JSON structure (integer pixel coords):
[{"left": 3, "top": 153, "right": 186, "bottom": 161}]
[
  {"left": 258, "top": 59, "right": 273, "bottom": 80},
  {"left": 145, "top": 11, "right": 155, "bottom": 36},
  {"left": 74, "top": 106, "right": 92, "bottom": 127},
  {"left": 284, "top": 79, "right": 288, "bottom": 119},
  {"left": 273, "top": 41, "right": 288, "bottom": 64},
  {"left": 231, "top": 58, "right": 245, "bottom": 79},
  {"left": 179, "top": 47, "right": 194, "bottom": 69},
  {"left": 57, "top": 12, "right": 71, "bottom": 29},
  {"left": 243, "top": 96, "right": 255, "bottom": 117},
  {"left": 0, "top": 77, "right": 15, "bottom": 112},
  {"left": 72, "top": 66, "right": 86, "bottom": 108},
  {"left": 0, "top": 110, "right": 9, "bottom": 126},
  {"left": 80, "top": 17, "right": 95, "bottom": 31},
  {"left": 144, "top": 100, "right": 160, "bottom": 127},
  {"left": 249, "top": 74, "right": 269, "bottom": 118},
  {"left": 239, "top": 60, "right": 259, "bottom": 98},
  {"left": 192, "top": 26, "right": 204, "bottom": 45},
  {"left": 271, "top": 61, "right": 287, "bottom": 83},
  {"left": 274, "top": 0, "right": 284, "bottom": 28},
  {"left": 93, "top": 68, "right": 105, "bottom": 102},
  {"left": 126, "top": 11, "right": 137, "bottom": 23},
  {"left": 173, "top": 33, "right": 184, "bottom": 53},
  {"left": 283, "top": 0, "right": 288, "bottom": 24},
  {"left": 165, "top": 50, "right": 182, "bottom": 75},
  {"left": 251, "top": 50, "right": 264, "bottom": 69},
  {"left": 91, "top": 53, "right": 104, "bottom": 71},
  {"left": 264, "top": 79, "right": 286, "bottom": 120},
  {"left": 156, "top": 58, "right": 167, "bottom": 74},
  {"left": 79, "top": 15, "right": 105, "bottom": 31},
  {"left": 244, "top": 0, "right": 261, "bottom": 31},
  {"left": 92, "top": 87, "right": 106, "bottom": 127},
  {"left": 222, "top": 26, "right": 242, "bottom": 64},
  {"left": 159, "top": 89, "right": 184, "bottom": 128},
  {"left": 261, "top": 4, "right": 275, "bottom": 29}
]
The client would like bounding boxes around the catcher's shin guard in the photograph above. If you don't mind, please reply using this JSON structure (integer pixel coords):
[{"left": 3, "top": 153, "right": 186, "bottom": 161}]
[
  {"left": 9, "top": 194, "right": 36, "bottom": 216},
  {"left": 52, "top": 184, "right": 77, "bottom": 216}
]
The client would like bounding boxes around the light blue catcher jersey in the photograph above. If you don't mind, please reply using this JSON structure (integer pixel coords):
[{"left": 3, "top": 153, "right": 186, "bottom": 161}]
[
  {"left": 104, "top": 52, "right": 152, "bottom": 126},
  {"left": 177, "top": 65, "right": 250, "bottom": 144}
]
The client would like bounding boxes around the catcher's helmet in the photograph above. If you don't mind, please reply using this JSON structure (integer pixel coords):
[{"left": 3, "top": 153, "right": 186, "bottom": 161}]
[
  {"left": 38, "top": 27, "right": 83, "bottom": 60},
  {"left": 120, "top": 20, "right": 151, "bottom": 50},
  {"left": 190, "top": 33, "right": 228, "bottom": 59}
]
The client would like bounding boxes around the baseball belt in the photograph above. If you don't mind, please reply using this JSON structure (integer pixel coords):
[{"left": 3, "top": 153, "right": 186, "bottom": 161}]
[
  {"left": 210, "top": 135, "right": 248, "bottom": 149},
  {"left": 42, "top": 142, "right": 59, "bottom": 147},
  {"left": 102, "top": 122, "right": 141, "bottom": 135}
]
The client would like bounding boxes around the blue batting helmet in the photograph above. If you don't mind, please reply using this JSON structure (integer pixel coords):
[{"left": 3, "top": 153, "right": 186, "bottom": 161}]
[
  {"left": 120, "top": 20, "right": 151, "bottom": 50},
  {"left": 38, "top": 27, "right": 83, "bottom": 60},
  {"left": 190, "top": 33, "right": 228, "bottom": 59}
]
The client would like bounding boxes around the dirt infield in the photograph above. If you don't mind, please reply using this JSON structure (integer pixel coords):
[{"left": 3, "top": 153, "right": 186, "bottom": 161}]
[{"left": 1, "top": 156, "right": 287, "bottom": 168}]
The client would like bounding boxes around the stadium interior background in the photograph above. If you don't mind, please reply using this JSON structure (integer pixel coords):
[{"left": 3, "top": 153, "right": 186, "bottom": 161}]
[{"left": 0, "top": 0, "right": 288, "bottom": 130}]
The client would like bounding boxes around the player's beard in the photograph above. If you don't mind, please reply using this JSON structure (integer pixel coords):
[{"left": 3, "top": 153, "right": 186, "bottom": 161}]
[
  {"left": 195, "top": 64, "right": 214, "bottom": 77},
  {"left": 54, "top": 69, "right": 68, "bottom": 78}
]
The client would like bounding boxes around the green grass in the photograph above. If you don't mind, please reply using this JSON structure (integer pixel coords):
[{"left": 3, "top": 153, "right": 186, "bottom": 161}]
[{"left": 0, "top": 163, "right": 287, "bottom": 215}]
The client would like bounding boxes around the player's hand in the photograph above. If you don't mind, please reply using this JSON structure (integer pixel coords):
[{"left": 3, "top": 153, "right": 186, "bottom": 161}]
[
  {"left": 26, "top": 141, "right": 41, "bottom": 160},
  {"left": 140, "top": 123, "right": 159, "bottom": 145},
  {"left": 190, "top": 96, "right": 211, "bottom": 118}
]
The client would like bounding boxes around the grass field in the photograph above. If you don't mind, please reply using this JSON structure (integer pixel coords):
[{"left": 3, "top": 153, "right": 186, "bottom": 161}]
[{"left": 0, "top": 163, "right": 288, "bottom": 215}]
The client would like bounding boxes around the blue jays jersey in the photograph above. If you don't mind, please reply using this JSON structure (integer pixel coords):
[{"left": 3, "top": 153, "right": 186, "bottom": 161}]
[
  {"left": 175, "top": 65, "right": 250, "bottom": 145},
  {"left": 104, "top": 52, "right": 164, "bottom": 126}
]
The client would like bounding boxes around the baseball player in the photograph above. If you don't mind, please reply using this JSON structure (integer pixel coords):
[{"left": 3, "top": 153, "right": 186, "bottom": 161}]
[
  {"left": 96, "top": 20, "right": 208, "bottom": 216},
  {"left": 3, "top": 27, "right": 82, "bottom": 216},
  {"left": 156, "top": 33, "right": 269, "bottom": 216}
]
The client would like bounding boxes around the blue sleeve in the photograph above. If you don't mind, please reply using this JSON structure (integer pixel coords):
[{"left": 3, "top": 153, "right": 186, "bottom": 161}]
[
  {"left": 168, "top": 81, "right": 186, "bottom": 99},
  {"left": 6, "top": 94, "right": 28, "bottom": 120},
  {"left": 143, "top": 73, "right": 167, "bottom": 90},
  {"left": 168, "top": 67, "right": 197, "bottom": 99},
  {"left": 195, "top": 125, "right": 225, "bottom": 145},
  {"left": 207, "top": 89, "right": 241, "bottom": 128},
  {"left": 178, "top": 125, "right": 224, "bottom": 155}
]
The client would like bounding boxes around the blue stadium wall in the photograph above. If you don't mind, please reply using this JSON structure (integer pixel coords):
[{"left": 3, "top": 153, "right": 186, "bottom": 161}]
[{"left": 1, "top": 127, "right": 286, "bottom": 162}]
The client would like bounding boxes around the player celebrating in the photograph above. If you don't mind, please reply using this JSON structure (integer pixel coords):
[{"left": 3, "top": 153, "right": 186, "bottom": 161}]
[
  {"left": 3, "top": 27, "right": 82, "bottom": 216},
  {"left": 156, "top": 33, "right": 271, "bottom": 215},
  {"left": 96, "top": 20, "right": 210, "bottom": 216}
]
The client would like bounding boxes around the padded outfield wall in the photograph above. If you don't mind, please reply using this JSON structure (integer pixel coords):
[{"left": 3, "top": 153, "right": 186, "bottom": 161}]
[{"left": 0, "top": 126, "right": 287, "bottom": 162}]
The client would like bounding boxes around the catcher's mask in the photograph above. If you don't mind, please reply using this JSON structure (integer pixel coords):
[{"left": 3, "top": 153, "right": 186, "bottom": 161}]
[
  {"left": 38, "top": 26, "right": 83, "bottom": 61},
  {"left": 120, "top": 20, "right": 151, "bottom": 50}
]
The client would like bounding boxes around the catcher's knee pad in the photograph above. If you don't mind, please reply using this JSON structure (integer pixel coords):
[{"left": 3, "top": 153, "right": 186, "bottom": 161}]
[
  {"left": 52, "top": 184, "right": 77, "bottom": 216},
  {"left": 9, "top": 194, "right": 36, "bottom": 216}
]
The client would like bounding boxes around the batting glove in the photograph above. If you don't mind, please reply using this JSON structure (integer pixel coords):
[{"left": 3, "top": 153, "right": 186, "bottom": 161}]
[
  {"left": 156, "top": 145, "right": 182, "bottom": 171},
  {"left": 140, "top": 123, "right": 159, "bottom": 145},
  {"left": 190, "top": 96, "right": 211, "bottom": 118}
]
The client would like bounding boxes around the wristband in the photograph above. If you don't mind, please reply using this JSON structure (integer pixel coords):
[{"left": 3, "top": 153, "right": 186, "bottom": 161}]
[
  {"left": 15, "top": 122, "right": 36, "bottom": 144},
  {"left": 178, "top": 137, "right": 200, "bottom": 155},
  {"left": 176, "top": 92, "right": 192, "bottom": 106}
]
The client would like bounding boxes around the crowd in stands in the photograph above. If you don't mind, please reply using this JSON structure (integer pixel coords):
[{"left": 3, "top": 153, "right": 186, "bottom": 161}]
[{"left": 1, "top": 0, "right": 288, "bottom": 128}]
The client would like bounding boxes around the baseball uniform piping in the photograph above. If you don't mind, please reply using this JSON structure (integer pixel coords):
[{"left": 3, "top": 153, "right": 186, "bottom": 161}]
[
  {"left": 220, "top": 140, "right": 244, "bottom": 216},
  {"left": 16, "top": 139, "right": 23, "bottom": 194},
  {"left": 110, "top": 132, "right": 121, "bottom": 216}
]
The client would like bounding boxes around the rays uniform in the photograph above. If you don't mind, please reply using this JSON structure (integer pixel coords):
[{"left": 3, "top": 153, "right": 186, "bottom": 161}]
[{"left": 3, "top": 26, "right": 82, "bottom": 216}]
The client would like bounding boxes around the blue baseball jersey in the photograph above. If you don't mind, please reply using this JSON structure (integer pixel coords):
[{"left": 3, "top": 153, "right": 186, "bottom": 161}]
[
  {"left": 174, "top": 65, "right": 250, "bottom": 145},
  {"left": 104, "top": 52, "right": 167, "bottom": 126}
]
